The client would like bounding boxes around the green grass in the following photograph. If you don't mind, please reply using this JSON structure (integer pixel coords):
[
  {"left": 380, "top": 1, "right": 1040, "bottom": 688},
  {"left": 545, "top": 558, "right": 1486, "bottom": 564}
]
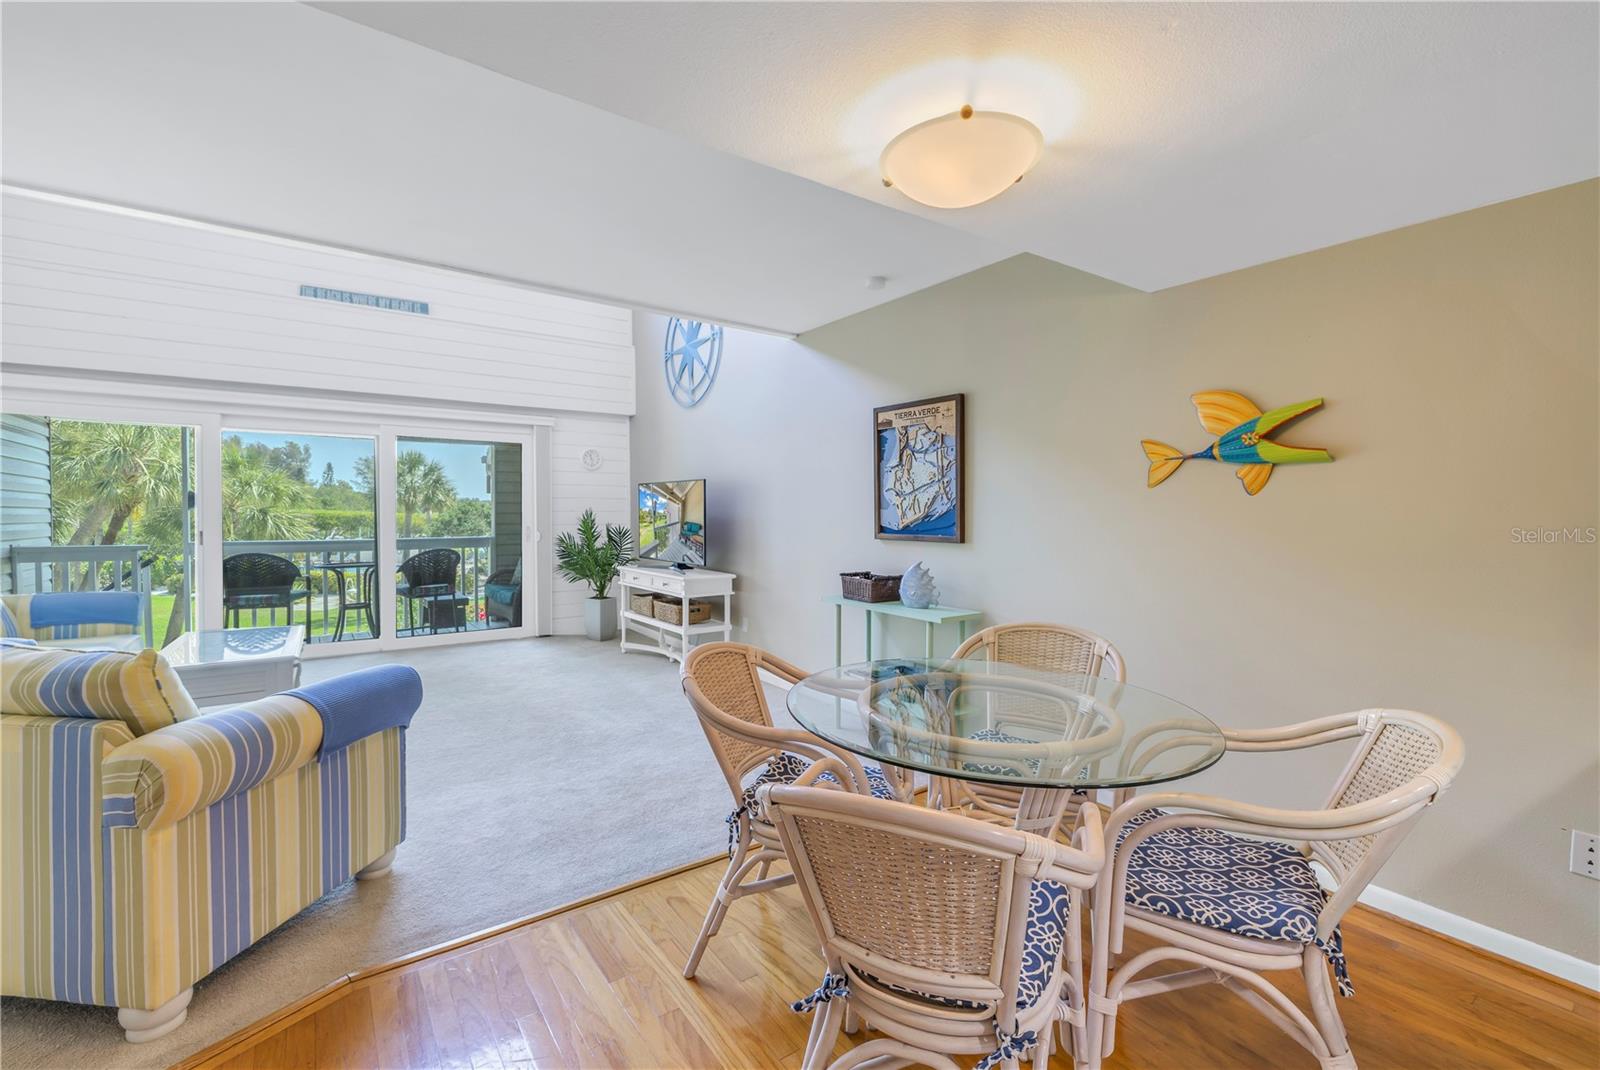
[{"left": 147, "top": 591, "right": 489, "bottom": 645}]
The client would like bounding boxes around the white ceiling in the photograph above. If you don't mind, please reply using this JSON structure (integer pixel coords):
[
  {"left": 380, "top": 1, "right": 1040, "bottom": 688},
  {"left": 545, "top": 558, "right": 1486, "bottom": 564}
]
[
  {"left": 3, "top": 3, "right": 1597, "bottom": 335},
  {"left": 322, "top": 1, "right": 1600, "bottom": 294},
  {"left": 0, "top": 2, "right": 1008, "bottom": 335}
]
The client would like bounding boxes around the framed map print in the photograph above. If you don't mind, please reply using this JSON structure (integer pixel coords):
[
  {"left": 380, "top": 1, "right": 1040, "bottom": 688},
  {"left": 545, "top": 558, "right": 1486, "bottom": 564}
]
[{"left": 874, "top": 393, "right": 964, "bottom": 542}]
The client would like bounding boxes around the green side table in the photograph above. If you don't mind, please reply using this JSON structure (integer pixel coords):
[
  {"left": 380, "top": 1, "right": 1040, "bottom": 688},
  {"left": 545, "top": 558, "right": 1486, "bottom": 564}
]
[{"left": 824, "top": 595, "right": 983, "bottom": 662}]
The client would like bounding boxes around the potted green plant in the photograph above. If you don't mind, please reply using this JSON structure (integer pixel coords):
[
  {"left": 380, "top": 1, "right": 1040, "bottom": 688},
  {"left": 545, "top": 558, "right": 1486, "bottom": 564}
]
[{"left": 555, "top": 509, "right": 635, "bottom": 640}]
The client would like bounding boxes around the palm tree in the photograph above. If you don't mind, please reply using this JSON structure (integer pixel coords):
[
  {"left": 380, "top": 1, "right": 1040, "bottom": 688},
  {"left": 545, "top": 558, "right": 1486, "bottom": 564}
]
[
  {"left": 49, "top": 420, "right": 185, "bottom": 591},
  {"left": 395, "top": 450, "right": 455, "bottom": 538},
  {"left": 50, "top": 420, "right": 184, "bottom": 547},
  {"left": 221, "top": 440, "right": 313, "bottom": 540}
]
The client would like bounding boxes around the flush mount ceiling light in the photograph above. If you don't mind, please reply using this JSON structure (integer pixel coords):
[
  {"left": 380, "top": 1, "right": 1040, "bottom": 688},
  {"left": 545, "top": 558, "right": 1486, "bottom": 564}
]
[{"left": 880, "top": 105, "right": 1043, "bottom": 209}]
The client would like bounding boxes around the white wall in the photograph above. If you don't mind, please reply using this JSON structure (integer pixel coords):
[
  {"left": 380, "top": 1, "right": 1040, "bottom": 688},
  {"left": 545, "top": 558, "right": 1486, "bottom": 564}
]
[
  {"left": 548, "top": 413, "right": 632, "bottom": 634},
  {"left": 632, "top": 181, "right": 1600, "bottom": 963},
  {"left": 1, "top": 190, "right": 636, "bottom": 635}
]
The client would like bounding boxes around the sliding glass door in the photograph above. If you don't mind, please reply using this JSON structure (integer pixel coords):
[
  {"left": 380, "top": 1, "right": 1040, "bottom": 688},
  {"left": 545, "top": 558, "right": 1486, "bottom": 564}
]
[
  {"left": 388, "top": 433, "right": 529, "bottom": 642},
  {"left": 0, "top": 396, "right": 538, "bottom": 656},
  {"left": 0, "top": 412, "right": 198, "bottom": 649},
  {"left": 219, "top": 429, "right": 379, "bottom": 646}
]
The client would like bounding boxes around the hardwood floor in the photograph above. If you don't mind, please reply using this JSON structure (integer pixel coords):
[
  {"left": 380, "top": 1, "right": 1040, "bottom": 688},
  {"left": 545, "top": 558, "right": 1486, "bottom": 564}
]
[{"left": 180, "top": 860, "right": 1599, "bottom": 1070}]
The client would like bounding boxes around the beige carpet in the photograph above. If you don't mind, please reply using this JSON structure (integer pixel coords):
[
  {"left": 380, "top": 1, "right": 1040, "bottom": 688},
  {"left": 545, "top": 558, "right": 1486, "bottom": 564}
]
[{"left": 1, "top": 638, "right": 737, "bottom": 1069}]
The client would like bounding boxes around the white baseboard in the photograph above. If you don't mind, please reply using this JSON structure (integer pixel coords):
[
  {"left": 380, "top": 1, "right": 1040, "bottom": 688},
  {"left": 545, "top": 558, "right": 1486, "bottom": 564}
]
[{"left": 1359, "top": 884, "right": 1600, "bottom": 992}]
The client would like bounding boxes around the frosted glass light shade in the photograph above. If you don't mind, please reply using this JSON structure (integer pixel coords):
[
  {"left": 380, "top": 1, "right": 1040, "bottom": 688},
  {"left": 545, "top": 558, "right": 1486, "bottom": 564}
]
[{"left": 880, "top": 107, "right": 1043, "bottom": 209}]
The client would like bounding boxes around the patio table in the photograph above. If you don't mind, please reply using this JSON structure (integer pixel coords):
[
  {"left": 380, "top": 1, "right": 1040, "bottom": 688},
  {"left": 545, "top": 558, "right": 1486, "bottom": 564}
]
[
  {"left": 312, "top": 561, "right": 379, "bottom": 640},
  {"left": 786, "top": 657, "right": 1224, "bottom": 836}
]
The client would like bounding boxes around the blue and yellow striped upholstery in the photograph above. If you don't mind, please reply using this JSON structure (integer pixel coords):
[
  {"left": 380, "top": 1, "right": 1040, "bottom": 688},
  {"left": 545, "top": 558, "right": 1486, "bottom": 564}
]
[
  {"left": 102, "top": 694, "right": 324, "bottom": 831},
  {"left": 0, "top": 644, "right": 199, "bottom": 735},
  {"left": 1, "top": 643, "right": 420, "bottom": 1017},
  {"left": 0, "top": 592, "right": 141, "bottom": 644}
]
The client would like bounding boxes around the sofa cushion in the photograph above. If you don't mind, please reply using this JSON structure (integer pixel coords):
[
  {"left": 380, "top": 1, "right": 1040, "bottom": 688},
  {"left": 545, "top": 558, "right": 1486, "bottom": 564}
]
[
  {"left": 0, "top": 644, "right": 199, "bottom": 735},
  {"left": 2, "top": 592, "right": 142, "bottom": 642},
  {"left": 33, "top": 634, "right": 145, "bottom": 653}
]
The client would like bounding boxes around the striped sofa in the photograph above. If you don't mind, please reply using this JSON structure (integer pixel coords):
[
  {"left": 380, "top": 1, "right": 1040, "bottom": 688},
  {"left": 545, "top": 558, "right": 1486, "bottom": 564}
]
[
  {"left": 0, "top": 640, "right": 422, "bottom": 1042},
  {"left": 1, "top": 591, "right": 145, "bottom": 651}
]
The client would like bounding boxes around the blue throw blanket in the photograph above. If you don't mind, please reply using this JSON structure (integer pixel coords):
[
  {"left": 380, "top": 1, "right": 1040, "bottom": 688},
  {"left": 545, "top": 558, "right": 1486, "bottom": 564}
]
[{"left": 288, "top": 664, "right": 424, "bottom": 754}]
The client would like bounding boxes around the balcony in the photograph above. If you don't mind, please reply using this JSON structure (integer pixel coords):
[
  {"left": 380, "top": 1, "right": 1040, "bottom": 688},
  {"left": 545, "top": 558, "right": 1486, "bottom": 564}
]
[
  {"left": 226, "top": 536, "right": 503, "bottom": 642},
  {"left": 6, "top": 536, "right": 513, "bottom": 647}
]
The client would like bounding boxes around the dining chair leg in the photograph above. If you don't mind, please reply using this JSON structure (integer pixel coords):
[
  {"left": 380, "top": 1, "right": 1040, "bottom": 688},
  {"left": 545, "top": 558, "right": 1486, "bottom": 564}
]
[
  {"left": 1084, "top": 897, "right": 1114, "bottom": 1070},
  {"left": 1303, "top": 950, "right": 1354, "bottom": 1068},
  {"left": 1063, "top": 888, "right": 1088, "bottom": 1061},
  {"left": 800, "top": 998, "right": 846, "bottom": 1070},
  {"left": 684, "top": 835, "right": 749, "bottom": 979}
]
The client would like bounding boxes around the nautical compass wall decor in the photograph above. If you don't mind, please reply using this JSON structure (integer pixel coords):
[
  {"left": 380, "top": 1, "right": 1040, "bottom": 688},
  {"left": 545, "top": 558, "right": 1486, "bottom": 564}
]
[{"left": 663, "top": 317, "right": 722, "bottom": 408}]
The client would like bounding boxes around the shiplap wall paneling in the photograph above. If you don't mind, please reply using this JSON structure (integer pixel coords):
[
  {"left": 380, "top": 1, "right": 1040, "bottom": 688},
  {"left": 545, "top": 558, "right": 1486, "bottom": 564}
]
[
  {"left": 1, "top": 192, "right": 635, "bottom": 416},
  {"left": 548, "top": 413, "right": 631, "bottom": 635}
]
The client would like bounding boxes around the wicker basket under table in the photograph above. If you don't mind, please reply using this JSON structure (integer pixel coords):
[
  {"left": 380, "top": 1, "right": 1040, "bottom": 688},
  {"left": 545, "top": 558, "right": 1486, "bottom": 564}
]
[{"left": 653, "top": 597, "right": 714, "bottom": 625}]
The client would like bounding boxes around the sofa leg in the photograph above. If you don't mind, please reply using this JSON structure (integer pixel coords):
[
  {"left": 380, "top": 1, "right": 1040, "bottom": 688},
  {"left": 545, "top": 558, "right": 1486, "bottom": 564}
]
[
  {"left": 118, "top": 987, "right": 192, "bottom": 1043},
  {"left": 356, "top": 847, "right": 398, "bottom": 880}
]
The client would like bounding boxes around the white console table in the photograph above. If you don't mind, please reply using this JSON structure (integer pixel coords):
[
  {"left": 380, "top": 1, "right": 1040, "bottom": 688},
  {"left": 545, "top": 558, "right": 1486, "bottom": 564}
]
[{"left": 617, "top": 565, "right": 735, "bottom": 665}]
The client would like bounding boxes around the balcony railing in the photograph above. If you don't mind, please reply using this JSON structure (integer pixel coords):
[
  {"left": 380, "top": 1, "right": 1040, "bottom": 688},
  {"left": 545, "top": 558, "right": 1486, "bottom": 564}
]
[
  {"left": 6, "top": 544, "right": 156, "bottom": 645},
  {"left": 6, "top": 537, "right": 506, "bottom": 649},
  {"left": 223, "top": 536, "right": 498, "bottom": 642}
]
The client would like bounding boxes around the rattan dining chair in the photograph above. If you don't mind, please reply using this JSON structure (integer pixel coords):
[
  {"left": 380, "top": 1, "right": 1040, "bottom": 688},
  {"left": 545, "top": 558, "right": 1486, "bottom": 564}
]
[
  {"left": 761, "top": 782, "right": 1105, "bottom": 1070},
  {"left": 942, "top": 623, "right": 1128, "bottom": 831},
  {"left": 1087, "top": 709, "right": 1465, "bottom": 1070},
  {"left": 680, "top": 642, "right": 903, "bottom": 980}
]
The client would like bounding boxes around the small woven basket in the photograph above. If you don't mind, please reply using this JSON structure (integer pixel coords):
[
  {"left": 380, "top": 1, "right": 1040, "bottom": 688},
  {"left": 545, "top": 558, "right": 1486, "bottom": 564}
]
[
  {"left": 629, "top": 591, "right": 657, "bottom": 617},
  {"left": 653, "top": 597, "right": 713, "bottom": 625},
  {"left": 840, "top": 571, "right": 902, "bottom": 603}
]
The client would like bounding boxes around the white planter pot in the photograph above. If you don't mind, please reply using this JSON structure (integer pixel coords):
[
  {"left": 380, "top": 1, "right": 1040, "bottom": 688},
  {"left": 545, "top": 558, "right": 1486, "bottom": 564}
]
[{"left": 584, "top": 596, "right": 618, "bottom": 641}]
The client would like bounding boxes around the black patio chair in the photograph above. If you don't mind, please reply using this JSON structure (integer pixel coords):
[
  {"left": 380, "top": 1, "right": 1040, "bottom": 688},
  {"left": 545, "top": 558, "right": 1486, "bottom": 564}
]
[
  {"left": 222, "top": 553, "right": 311, "bottom": 630},
  {"left": 397, "top": 548, "right": 463, "bottom": 635}
]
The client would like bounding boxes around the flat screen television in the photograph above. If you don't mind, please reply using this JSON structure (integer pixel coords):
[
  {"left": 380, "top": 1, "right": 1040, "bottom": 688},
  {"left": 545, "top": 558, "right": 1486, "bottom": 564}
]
[{"left": 637, "top": 479, "right": 707, "bottom": 568}]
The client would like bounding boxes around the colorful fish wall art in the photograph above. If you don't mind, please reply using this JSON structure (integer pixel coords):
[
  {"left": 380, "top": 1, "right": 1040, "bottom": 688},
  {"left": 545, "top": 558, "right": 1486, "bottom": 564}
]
[{"left": 1142, "top": 391, "right": 1333, "bottom": 496}]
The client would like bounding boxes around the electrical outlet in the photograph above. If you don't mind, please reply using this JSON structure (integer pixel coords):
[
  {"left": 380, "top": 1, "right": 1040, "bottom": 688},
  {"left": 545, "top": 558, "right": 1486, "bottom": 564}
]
[{"left": 1570, "top": 830, "right": 1599, "bottom": 880}]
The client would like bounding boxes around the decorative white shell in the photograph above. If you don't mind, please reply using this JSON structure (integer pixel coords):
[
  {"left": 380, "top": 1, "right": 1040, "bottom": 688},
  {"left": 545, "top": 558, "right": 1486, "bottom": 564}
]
[{"left": 899, "top": 561, "right": 940, "bottom": 609}]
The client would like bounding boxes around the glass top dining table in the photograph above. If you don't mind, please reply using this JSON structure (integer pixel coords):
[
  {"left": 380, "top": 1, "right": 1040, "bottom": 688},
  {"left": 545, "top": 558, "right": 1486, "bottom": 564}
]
[{"left": 786, "top": 657, "right": 1226, "bottom": 830}]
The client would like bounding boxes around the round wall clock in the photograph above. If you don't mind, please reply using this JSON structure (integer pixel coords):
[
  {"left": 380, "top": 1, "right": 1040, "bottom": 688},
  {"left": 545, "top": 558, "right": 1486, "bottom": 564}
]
[{"left": 663, "top": 318, "right": 722, "bottom": 408}]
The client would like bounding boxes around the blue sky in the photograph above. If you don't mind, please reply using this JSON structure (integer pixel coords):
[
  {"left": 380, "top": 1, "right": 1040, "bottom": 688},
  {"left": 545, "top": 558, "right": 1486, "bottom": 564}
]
[{"left": 232, "top": 432, "right": 492, "bottom": 500}]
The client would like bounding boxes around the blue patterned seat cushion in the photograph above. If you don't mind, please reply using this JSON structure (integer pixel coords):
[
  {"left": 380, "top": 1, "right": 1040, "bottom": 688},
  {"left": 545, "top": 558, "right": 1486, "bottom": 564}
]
[
  {"left": 1120, "top": 808, "right": 1352, "bottom": 995},
  {"left": 862, "top": 878, "right": 1072, "bottom": 1012},
  {"left": 739, "top": 751, "right": 897, "bottom": 810},
  {"left": 962, "top": 727, "right": 1040, "bottom": 778},
  {"left": 727, "top": 753, "right": 899, "bottom": 855}
]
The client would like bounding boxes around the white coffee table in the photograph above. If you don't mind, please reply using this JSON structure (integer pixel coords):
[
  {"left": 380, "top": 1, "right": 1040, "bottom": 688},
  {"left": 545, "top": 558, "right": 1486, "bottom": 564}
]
[{"left": 162, "top": 626, "right": 305, "bottom": 707}]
